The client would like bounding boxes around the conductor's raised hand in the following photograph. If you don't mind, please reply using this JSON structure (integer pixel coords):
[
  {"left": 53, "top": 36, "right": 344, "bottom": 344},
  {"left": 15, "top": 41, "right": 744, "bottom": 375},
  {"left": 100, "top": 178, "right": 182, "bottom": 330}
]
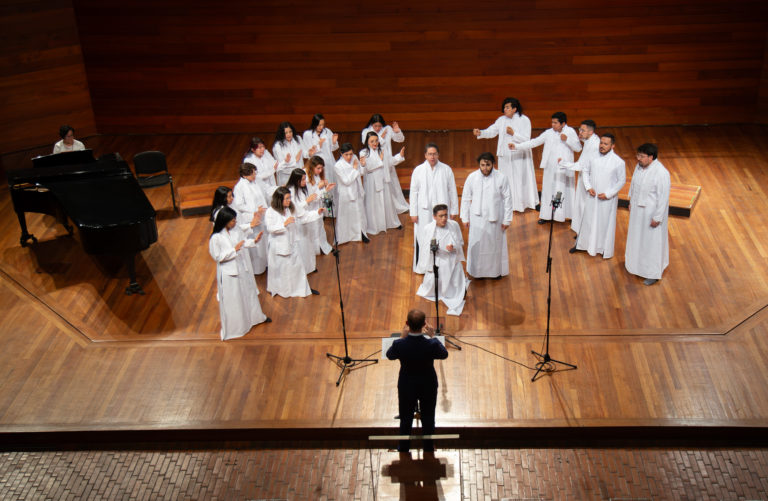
[
  {"left": 284, "top": 216, "right": 295, "bottom": 226},
  {"left": 424, "top": 322, "right": 435, "bottom": 337},
  {"left": 400, "top": 324, "right": 409, "bottom": 338}
]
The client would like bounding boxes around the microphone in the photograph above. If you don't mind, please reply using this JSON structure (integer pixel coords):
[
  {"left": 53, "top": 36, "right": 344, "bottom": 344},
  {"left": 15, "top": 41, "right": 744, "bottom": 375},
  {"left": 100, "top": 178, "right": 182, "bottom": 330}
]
[
  {"left": 552, "top": 191, "right": 563, "bottom": 209},
  {"left": 430, "top": 238, "right": 439, "bottom": 253}
]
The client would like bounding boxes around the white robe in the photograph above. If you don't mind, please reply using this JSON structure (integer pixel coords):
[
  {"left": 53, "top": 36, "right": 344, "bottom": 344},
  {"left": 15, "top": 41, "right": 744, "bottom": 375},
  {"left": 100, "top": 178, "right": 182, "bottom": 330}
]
[
  {"left": 625, "top": 159, "right": 670, "bottom": 280},
  {"left": 574, "top": 150, "right": 626, "bottom": 259},
  {"left": 265, "top": 206, "right": 320, "bottom": 297},
  {"left": 477, "top": 113, "right": 539, "bottom": 211},
  {"left": 244, "top": 150, "right": 278, "bottom": 190},
  {"left": 559, "top": 133, "right": 600, "bottom": 233},
  {"left": 360, "top": 147, "right": 402, "bottom": 235},
  {"left": 333, "top": 156, "right": 368, "bottom": 244},
  {"left": 232, "top": 177, "right": 269, "bottom": 274},
  {"left": 302, "top": 128, "right": 339, "bottom": 208},
  {"left": 306, "top": 180, "right": 332, "bottom": 254},
  {"left": 272, "top": 139, "right": 304, "bottom": 186},
  {"left": 416, "top": 220, "right": 469, "bottom": 316},
  {"left": 516, "top": 126, "right": 582, "bottom": 221},
  {"left": 209, "top": 226, "right": 267, "bottom": 340},
  {"left": 288, "top": 186, "right": 317, "bottom": 273},
  {"left": 409, "top": 161, "right": 459, "bottom": 272},
  {"left": 53, "top": 139, "right": 85, "bottom": 154},
  {"left": 362, "top": 125, "right": 408, "bottom": 212},
  {"left": 460, "top": 169, "right": 514, "bottom": 278}
]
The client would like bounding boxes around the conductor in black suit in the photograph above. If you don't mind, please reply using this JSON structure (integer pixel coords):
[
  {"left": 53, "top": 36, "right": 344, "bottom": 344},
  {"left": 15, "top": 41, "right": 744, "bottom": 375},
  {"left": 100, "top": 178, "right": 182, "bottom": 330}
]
[{"left": 386, "top": 309, "right": 449, "bottom": 452}]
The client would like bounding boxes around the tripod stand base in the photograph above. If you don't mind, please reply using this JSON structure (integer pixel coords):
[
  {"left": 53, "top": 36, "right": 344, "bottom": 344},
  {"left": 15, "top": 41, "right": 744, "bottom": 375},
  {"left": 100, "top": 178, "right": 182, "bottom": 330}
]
[
  {"left": 326, "top": 353, "right": 378, "bottom": 386},
  {"left": 530, "top": 350, "right": 577, "bottom": 382}
]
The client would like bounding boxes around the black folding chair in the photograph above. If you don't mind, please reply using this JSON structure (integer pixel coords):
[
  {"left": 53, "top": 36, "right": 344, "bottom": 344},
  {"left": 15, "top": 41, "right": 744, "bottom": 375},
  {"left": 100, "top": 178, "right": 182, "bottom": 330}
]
[{"left": 133, "top": 151, "right": 177, "bottom": 212}]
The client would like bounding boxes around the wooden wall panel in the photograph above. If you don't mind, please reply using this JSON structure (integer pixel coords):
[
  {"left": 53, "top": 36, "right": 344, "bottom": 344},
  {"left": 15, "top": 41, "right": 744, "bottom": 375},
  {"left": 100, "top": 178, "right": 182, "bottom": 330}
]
[
  {"left": 0, "top": 0, "right": 96, "bottom": 153},
  {"left": 71, "top": 0, "right": 767, "bottom": 134}
]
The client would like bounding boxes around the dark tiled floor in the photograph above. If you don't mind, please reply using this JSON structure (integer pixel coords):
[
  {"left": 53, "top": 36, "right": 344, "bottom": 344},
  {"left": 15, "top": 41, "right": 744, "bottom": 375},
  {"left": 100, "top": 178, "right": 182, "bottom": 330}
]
[{"left": 1, "top": 447, "right": 767, "bottom": 500}]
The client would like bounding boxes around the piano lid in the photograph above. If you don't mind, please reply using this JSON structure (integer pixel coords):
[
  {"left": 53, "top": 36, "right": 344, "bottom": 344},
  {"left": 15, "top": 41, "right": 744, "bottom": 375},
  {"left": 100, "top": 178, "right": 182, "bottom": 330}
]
[{"left": 32, "top": 149, "right": 96, "bottom": 168}]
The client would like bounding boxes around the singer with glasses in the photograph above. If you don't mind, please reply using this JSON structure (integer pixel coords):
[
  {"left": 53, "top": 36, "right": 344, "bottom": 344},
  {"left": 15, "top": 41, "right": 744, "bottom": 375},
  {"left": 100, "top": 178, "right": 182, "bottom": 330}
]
[{"left": 415, "top": 204, "right": 469, "bottom": 316}]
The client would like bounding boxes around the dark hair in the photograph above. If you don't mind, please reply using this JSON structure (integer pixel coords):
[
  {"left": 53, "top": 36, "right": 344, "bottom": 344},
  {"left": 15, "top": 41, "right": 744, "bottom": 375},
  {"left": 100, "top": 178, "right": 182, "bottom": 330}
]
[
  {"left": 339, "top": 142, "right": 354, "bottom": 154},
  {"left": 309, "top": 114, "right": 325, "bottom": 133},
  {"left": 286, "top": 168, "right": 308, "bottom": 199},
  {"left": 249, "top": 136, "right": 265, "bottom": 151},
  {"left": 432, "top": 203, "right": 448, "bottom": 215},
  {"left": 581, "top": 119, "right": 596, "bottom": 131},
  {"left": 59, "top": 125, "right": 74, "bottom": 139},
  {"left": 424, "top": 142, "right": 439, "bottom": 154},
  {"left": 601, "top": 132, "right": 616, "bottom": 144},
  {"left": 306, "top": 156, "right": 326, "bottom": 185},
  {"left": 406, "top": 309, "right": 426, "bottom": 332},
  {"left": 210, "top": 186, "right": 232, "bottom": 222},
  {"left": 275, "top": 121, "right": 298, "bottom": 146},
  {"left": 551, "top": 112, "right": 567, "bottom": 124},
  {"left": 239, "top": 162, "right": 256, "bottom": 178},
  {"left": 365, "top": 114, "right": 386, "bottom": 129},
  {"left": 477, "top": 152, "right": 495, "bottom": 165},
  {"left": 501, "top": 97, "right": 522, "bottom": 116},
  {"left": 211, "top": 206, "right": 237, "bottom": 236},
  {"left": 271, "top": 186, "right": 294, "bottom": 213},
  {"left": 363, "top": 130, "right": 381, "bottom": 151},
  {"left": 636, "top": 143, "right": 658, "bottom": 159}
]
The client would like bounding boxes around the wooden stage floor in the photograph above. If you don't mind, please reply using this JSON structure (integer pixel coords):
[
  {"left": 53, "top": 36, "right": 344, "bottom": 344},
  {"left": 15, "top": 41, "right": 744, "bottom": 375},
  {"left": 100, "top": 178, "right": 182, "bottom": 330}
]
[{"left": 0, "top": 125, "right": 766, "bottom": 441}]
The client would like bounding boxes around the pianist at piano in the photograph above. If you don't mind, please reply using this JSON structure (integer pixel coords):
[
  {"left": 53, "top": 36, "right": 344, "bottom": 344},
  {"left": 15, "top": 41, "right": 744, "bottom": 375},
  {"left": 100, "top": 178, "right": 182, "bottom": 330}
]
[{"left": 52, "top": 124, "right": 85, "bottom": 154}]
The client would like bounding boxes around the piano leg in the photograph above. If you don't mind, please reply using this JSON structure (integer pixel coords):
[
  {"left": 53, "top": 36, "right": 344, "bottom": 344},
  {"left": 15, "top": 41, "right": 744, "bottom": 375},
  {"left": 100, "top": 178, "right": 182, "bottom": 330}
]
[
  {"left": 125, "top": 254, "right": 146, "bottom": 296},
  {"left": 16, "top": 211, "right": 38, "bottom": 247}
]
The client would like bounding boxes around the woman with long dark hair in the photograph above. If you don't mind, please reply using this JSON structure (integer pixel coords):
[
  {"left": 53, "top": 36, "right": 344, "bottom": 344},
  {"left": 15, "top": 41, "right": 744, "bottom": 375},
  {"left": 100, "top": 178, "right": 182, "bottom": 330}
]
[
  {"left": 232, "top": 163, "right": 270, "bottom": 274},
  {"left": 359, "top": 131, "right": 402, "bottom": 235},
  {"left": 361, "top": 114, "right": 408, "bottom": 212},
  {"left": 302, "top": 114, "right": 338, "bottom": 202},
  {"left": 273, "top": 122, "right": 312, "bottom": 186},
  {"left": 209, "top": 206, "right": 269, "bottom": 340},
  {"left": 285, "top": 168, "right": 319, "bottom": 273},
  {"left": 333, "top": 143, "right": 369, "bottom": 244},
  {"left": 305, "top": 156, "right": 334, "bottom": 254},
  {"left": 265, "top": 187, "right": 324, "bottom": 297}
]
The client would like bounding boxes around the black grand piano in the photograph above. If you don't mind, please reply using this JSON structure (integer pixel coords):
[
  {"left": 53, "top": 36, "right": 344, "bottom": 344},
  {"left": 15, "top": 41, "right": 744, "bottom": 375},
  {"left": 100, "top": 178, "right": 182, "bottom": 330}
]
[{"left": 7, "top": 150, "right": 158, "bottom": 295}]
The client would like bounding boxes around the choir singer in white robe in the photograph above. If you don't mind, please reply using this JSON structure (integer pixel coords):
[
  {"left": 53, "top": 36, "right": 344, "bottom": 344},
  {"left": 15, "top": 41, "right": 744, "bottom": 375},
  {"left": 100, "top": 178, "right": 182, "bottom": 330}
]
[
  {"left": 625, "top": 143, "right": 670, "bottom": 285},
  {"left": 265, "top": 187, "right": 323, "bottom": 297},
  {"left": 409, "top": 143, "right": 459, "bottom": 272},
  {"left": 570, "top": 133, "right": 626, "bottom": 259},
  {"left": 460, "top": 152, "right": 514, "bottom": 279},
  {"left": 243, "top": 137, "right": 278, "bottom": 191},
  {"left": 209, "top": 207, "right": 270, "bottom": 340},
  {"left": 558, "top": 119, "right": 600, "bottom": 234},
  {"left": 473, "top": 97, "right": 538, "bottom": 212},
  {"left": 302, "top": 114, "right": 339, "bottom": 209},
  {"left": 360, "top": 131, "right": 403, "bottom": 235},
  {"left": 416, "top": 204, "right": 469, "bottom": 316},
  {"left": 233, "top": 163, "right": 269, "bottom": 274},
  {"left": 333, "top": 143, "right": 369, "bottom": 244},
  {"left": 511, "top": 112, "right": 582, "bottom": 223},
  {"left": 273, "top": 122, "right": 315, "bottom": 186},
  {"left": 361, "top": 114, "right": 409, "bottom": 213}
]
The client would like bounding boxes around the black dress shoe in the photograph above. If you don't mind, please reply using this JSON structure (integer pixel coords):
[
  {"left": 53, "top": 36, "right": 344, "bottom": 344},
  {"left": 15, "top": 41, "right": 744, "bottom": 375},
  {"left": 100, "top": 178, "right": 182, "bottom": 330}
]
[
  {"left": 310, "top": 288, "right": 320, "bottom": 295},
  {"left": 538, "top": 219, "right": 547, "bottom": 224},
  {"left": 643, "top": 278, "right": 658, "bottom": 286},
  {"left": 574, "top": 234, "right": 578, "bottom": 239},
  {"left": 396, "top": 225, "right": 403, "bottom": 230},
  {"left": 264, "top": 317, "right": 272, "bottom": 323},
  {"left": 361, "top": 234, "right": 370, "bottom": 243},
  {"left": 569, "top": 246, "right": 578, "bottom": 254},
  {"left": 310, "top": 268, "right": 318, "bottom": 274}
]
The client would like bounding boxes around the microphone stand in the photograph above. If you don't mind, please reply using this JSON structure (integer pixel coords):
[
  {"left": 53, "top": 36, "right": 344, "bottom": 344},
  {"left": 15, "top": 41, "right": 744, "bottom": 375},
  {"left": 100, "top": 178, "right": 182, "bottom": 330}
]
[
  {"left": 531, "top": 193, "right": 577, "bottom": 381},
  {"left": 430, "top": 240, "right": 462, "bottom": 350},
  {"left": 324, "top": 196, "right": 378, "bottom": 386}
]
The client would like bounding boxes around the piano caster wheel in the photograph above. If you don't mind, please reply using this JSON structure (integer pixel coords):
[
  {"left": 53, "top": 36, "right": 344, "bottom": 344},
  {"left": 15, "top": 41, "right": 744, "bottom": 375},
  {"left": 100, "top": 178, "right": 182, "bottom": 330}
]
[
  {"left": 20, "top": 234, "right": 38, "bottom": 247},
  {"left": 125, "top": 282, "right": 146, "bottom": 296}
]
